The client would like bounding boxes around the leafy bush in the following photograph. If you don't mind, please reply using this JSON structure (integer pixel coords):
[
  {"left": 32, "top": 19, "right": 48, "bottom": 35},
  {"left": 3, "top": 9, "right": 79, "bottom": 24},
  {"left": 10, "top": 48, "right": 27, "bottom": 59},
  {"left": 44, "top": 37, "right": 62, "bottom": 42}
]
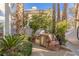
[
  {"left": 56, "top": 20, "right": 68, "bottom": 45},
  {"left": 29, "top": 14, "right": 52, "bottom": 33},
  {"left": 0, "top": 34, "right": 32, "bottom": 56}
]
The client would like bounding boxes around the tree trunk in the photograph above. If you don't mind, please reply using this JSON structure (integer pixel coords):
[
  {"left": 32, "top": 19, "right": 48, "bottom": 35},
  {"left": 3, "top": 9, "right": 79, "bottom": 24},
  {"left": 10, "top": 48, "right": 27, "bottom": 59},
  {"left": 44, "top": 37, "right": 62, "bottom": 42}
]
[
  {"left": 52, "top": 3, "right": 56, "bottom": 34},
  {"left": 57, "top": 3, "right": 60, "bottom": 21},
  {"left": 74, "top": 4, "right": 79, "bottom": 29},
  {"left": 16, "top": 3, "right": 24, "bottom": 34},
  {"left": 62, "top": 3, "right": 67, "bottom": 20}
]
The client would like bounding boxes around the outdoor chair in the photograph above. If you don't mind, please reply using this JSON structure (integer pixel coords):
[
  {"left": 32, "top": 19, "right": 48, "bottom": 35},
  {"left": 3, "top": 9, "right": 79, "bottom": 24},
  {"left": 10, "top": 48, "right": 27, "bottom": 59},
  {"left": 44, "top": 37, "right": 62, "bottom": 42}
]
[{"left": 32, "top": 33, "right": 60, "bottom": 51}]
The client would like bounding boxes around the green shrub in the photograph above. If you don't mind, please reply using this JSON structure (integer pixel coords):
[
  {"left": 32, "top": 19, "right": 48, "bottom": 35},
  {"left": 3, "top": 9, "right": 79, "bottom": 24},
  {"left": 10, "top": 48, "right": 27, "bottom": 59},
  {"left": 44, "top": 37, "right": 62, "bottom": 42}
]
[
  {"left": 0, "top": 34, "right": 32, "bottom": 56},
  {"left": 29, "top": 14, "right": 52, "bottom": 33},
  {"left": 56, "top": 20, "right": 68, "bottom": 45}
]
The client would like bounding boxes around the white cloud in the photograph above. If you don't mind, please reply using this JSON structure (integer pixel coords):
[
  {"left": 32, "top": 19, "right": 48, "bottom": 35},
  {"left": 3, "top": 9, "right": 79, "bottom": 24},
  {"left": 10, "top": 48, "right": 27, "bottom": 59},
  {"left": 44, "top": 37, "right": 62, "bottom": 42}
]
[{"left": 32, "top": 6, "right": 37, "bottom": 10}]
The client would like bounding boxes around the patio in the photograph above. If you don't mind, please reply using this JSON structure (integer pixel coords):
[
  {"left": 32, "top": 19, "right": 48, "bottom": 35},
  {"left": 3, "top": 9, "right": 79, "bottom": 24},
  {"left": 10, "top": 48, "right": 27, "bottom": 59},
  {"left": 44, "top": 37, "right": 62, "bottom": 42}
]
[
  {"left": 31, "top": 43, "right": 75, "bottom": 56},
  {"left": 0, "top": 3, "right": 79, "bottom": 56}
]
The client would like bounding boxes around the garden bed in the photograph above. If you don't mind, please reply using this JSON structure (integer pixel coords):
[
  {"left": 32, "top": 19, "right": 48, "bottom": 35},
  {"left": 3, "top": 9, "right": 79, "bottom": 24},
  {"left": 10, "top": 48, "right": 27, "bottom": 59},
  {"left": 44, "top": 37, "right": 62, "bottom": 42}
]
[{"left": 0, "top": 34, "right": 32, "bottom": 56}]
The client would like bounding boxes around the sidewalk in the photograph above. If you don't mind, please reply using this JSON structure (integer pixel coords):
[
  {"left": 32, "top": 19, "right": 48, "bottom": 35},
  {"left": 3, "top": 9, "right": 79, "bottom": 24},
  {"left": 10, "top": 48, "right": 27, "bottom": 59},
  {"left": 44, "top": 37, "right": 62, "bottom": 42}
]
[
  {"left": 31, "top": 43, "right": 75, "bottom": 56},
  {"left": 65, "top": 28, "right": 79, "bottom": 55}
]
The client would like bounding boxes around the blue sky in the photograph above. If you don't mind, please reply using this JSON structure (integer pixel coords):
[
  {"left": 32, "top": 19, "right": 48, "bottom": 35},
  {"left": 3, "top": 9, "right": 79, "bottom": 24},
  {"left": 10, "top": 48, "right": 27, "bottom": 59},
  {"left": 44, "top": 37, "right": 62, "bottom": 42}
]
[
  {"left": 24, "top": 3, "right": 74, "bottom": 17},
  {"left": 24, "top": 3, "right": 53, "bottom": 10},
  {"left": 24, "top": 3, "right": 74, "bottom": 10}
]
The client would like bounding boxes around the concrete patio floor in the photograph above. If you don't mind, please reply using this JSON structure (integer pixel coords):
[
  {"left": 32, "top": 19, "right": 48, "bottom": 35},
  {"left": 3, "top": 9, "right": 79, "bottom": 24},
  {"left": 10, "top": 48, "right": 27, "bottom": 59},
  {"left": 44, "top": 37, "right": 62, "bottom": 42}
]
[{"left": 31, "top": 43, "right": 75, "bottom": 56}]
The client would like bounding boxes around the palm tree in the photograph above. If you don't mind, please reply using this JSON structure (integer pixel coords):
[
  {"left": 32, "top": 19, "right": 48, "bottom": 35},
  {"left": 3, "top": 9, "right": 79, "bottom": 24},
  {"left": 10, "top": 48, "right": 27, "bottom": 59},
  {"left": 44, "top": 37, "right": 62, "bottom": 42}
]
[
  {"left": 62, "top": 3, "right": 67, "bottom": 20},
  {"left": 75, "top": 4, "right": 78, "bottom": 20},
  {"left": 16, "top": 3, "right": 24, "bottom": 34},
  {"left": 57, "top": 3, "right": 60, "bottom": 21},
  {"left": 52, "top": 3, "right": 56, "bottom": 34},
  {"left": 74, "top": 3, "right": 79, "bottom": 29}
]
